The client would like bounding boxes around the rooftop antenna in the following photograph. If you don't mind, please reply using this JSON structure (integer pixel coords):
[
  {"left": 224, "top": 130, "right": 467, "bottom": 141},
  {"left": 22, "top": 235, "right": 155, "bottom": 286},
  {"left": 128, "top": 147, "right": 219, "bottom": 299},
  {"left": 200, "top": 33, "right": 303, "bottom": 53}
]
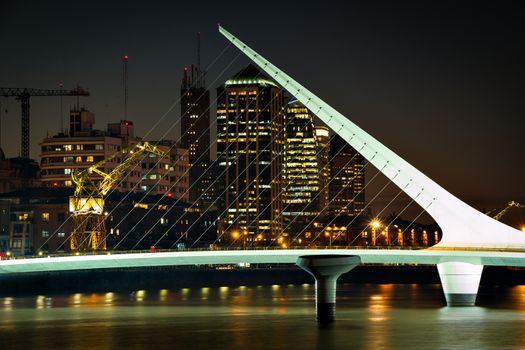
[
  {"left": 122, "top": 52, "right": 129, "bottom": 119},
  {"left": 76, "top": 82, "right": 80, "bottom": 110},
  {"left": 0, "top": 99, "right": 2, "bottom": 149},
  {"left": 59, "top": 82, "right": 64, "bottom": 133},
  {"left": 197, "top": 32, "right": 201, "bottom": 71}
]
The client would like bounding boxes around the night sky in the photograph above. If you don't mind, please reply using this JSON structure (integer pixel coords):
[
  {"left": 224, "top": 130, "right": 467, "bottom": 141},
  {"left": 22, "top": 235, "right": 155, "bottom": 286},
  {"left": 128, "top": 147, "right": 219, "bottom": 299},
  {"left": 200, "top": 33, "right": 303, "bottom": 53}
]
[{"left": 1, "top": 1, "right": 524, "bottom": 225}]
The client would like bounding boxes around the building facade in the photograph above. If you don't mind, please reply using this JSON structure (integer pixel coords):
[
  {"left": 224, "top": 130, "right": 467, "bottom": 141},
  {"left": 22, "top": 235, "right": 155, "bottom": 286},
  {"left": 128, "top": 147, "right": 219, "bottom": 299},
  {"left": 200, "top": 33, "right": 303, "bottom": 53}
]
[
  {"left": 180, "top": 64, "right": 212, "bottom": 208},
  {"left": 40, "top": 134, "right": 131, "bottom": 189},
  {"left": 40, "top": 109, "right": 189, "bottom": 201},
  {"left": 147, "top": 140, "right": 190, "bottom": 201},
  {"left": 328, "top": 134, "right": 365, "bottom": 217},
  {"left": 0, "top": 187, "right": 216, "bottom": 256},
  {"left": 0, "top": 148, "right": 40, "bottom": 193},
  {"left": 282, "top": 101, "right": 328, "bottom": 237},
  {"left": 217, "top": 64, "right": 284, "bottom": 246}
]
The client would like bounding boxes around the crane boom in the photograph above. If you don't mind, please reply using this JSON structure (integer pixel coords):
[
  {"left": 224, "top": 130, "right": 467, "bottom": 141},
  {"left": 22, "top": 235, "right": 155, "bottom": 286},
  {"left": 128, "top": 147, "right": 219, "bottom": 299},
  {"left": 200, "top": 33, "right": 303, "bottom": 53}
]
[
  {"left": 1, "top": 86, "right": 90, "bottom": 158},
  {"left": 0, "top": 87, "right": 89, "bottom": 97},
  {"left": 493, "top": 201, "right": 524, "bottom": 221},
  {"left": 69, "top": 141, "right": 168, "bottom": 251}
]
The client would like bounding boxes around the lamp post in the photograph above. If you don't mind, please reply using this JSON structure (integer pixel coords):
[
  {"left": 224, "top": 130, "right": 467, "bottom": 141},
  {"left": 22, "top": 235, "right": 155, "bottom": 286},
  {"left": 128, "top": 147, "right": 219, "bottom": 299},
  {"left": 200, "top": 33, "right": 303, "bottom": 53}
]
[
  {"left": 242, "top": 229, "right": 248, "bottom": 249},
  {"left": 325, "top": 231, "right": 332, "bottom": 248}
]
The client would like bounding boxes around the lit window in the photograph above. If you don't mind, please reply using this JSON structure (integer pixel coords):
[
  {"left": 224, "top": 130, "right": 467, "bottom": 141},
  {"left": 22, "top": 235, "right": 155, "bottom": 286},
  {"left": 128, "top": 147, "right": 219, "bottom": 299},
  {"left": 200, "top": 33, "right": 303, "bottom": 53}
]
[
  {"left": 64, "top": 168, "right": 71, "bottom": 175},
  {"left": 42, "top": 230, "right": 49, "bottom": 237},
  {"left": 86, "top": 156, "right": 94, "bottom": 162},
  {"left": 64, "top": 145, "right": 73, "bottom": 151},
  {"left": 57, "top": 232, "right": 65, "bottom": 238},
  {"left": 65, "top": 180, "right": 72, "bottom": 186},
  {"left": 41, "top": 213, "right": 50, "bottom": 221},
  {"left": 75, "top": 156, "right": 82, "bottom": 163}
]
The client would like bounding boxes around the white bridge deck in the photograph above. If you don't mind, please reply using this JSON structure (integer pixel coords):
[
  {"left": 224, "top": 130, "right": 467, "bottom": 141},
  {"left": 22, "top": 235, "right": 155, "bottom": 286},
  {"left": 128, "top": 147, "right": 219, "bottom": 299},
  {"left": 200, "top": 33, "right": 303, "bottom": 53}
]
[{"left": 2, "top": 248, "right": 525, "bottom": 275}]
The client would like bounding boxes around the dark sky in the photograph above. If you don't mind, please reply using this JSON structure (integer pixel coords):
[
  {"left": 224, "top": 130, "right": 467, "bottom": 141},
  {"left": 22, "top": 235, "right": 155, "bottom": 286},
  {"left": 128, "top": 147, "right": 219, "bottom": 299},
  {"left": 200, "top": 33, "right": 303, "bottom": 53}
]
[{"left": 1, "top": 1, "right": 524, "bottom": 224}]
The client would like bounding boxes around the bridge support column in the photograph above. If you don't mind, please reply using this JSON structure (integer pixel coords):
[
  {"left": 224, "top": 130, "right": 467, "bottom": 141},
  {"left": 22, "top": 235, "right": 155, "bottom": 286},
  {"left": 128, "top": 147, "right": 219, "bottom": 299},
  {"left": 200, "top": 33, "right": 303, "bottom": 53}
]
[
  {"left": 296, "top": 255, "right": 361, "bottom": 323},
  {"left": 437, "top": 262, "right": 483, "bottom": 306}
]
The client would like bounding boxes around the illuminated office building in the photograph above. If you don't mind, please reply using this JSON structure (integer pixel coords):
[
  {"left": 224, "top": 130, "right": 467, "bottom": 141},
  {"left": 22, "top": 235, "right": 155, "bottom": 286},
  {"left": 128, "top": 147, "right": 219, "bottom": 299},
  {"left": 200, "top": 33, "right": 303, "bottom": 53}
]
[
  {"left": 216, "top": 64, "right": 284, "bottom": 245},
  {"left": 328, "top": 134, "right": 365, "bottom": 217},
  {"left": 282, "top": 101, "right": 329, "bottom": 234},
  {"left": 315, "top": 126, "right": 330, "bottom": 216},
  {"left": 180, "top": 64, "right": 212, "bottom": 208}
]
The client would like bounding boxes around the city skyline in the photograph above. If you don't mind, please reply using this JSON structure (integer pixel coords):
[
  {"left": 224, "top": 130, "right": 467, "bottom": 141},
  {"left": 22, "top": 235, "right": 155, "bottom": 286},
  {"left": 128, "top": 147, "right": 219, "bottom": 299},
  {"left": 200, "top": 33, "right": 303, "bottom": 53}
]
[
  {"left": 1, "top": 0, "right": 523, "bottom": 220},
  {"left": 2, "top": 6, "right": 525, "bottom": 347}
]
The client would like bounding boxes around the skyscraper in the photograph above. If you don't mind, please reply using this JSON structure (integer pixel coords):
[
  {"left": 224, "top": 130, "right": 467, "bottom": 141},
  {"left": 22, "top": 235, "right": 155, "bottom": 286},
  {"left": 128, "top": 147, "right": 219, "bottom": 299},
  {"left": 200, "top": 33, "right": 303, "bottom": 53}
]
[
  {"left": 282, "top": 101, "right": 328, "bottom": 235},
  {"left": 328, "top": 134, "right": 365, "bottom": 217},
  {"left": 216, "top": 64, "right": 284, "bottom": 245},
  {"left": 180, "top": 60, "right": 211, "bottom": 207},
  {"left": 315, "top": 126, "right": 330, "bottom": 216}
]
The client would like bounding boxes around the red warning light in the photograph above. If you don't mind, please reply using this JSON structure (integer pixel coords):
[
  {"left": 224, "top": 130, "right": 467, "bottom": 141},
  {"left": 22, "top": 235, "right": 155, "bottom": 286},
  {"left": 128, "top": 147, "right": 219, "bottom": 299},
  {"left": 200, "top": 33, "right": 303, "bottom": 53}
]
[
  {"left": 53, "top": 182, "right": 59, "bottom": 187},
  {"left": 166, "top": 192, "right": 173, "bottom": 198},
  {"left": 123, "top": 55, "right": 129, "bottom": 60}
]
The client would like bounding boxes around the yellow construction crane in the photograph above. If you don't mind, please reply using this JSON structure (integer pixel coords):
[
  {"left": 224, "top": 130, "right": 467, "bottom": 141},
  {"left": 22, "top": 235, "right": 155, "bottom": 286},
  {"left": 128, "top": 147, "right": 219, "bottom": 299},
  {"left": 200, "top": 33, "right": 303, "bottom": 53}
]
[
  {"left": 69, "top": 142, "right": 168, "bottom": 251},
  {"left": 486, "top": 201, "right": 524, "bottom": 221}
]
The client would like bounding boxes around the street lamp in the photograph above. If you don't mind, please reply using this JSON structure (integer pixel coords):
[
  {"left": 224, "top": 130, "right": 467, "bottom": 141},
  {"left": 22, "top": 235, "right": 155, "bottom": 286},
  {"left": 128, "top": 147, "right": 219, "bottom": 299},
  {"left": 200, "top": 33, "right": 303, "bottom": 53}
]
[
  {"left": 325, "top": 231, "right": 332, "bottom": 248},
  {"left": 231, "top": 230, "right": 240, "bottom": 247},
  {"left": 371, "top": 219, "right": 381, "bottom": 229}
]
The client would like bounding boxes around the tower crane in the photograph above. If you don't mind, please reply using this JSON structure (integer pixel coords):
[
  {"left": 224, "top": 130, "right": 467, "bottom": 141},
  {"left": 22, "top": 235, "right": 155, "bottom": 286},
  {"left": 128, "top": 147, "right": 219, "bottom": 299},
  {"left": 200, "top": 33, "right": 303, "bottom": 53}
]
[
  {"left": 69, "top": 142, "right": 168, "bottom": 251},
  {"left": 486, "top": 201, "right": 524, "bottom": 221},
  {"left": 0, "top": 86, "right": 90, "bottom": 159}
]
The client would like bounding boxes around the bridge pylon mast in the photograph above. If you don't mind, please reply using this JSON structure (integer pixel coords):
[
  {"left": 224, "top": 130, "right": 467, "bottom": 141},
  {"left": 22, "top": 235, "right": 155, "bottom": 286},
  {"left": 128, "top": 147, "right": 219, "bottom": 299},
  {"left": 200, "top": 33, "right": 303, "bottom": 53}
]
[{"left": 218, "top": 25, "right": 525, "bottom": 250}]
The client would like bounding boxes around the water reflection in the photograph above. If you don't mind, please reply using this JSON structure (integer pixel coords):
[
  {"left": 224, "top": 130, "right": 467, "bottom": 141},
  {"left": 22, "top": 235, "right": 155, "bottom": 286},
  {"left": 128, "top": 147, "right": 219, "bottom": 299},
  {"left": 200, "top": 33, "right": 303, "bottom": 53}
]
[
  {"left": 219, "top": 286, "right": 229, "bottom": 300},
  {"left": 3, "top": 296, "right": 13, "bottom": 310},
  {"left": 1, "top": 284, "right": 525, "bottom": 349},
  {"left": 105, "top": 292, "right": 115, "bottom": 304},
  {"left": 159, "top": 289, "right": 169, "bottom": 302},
  {"left": 201, "top": 287, "right": 209, "bottom": 301},
  {"left": 135, "top": 290, "right": 146, "bottom": 302},
  {"left": 71, "top": 293, "right": 82, "bottom": 307}
]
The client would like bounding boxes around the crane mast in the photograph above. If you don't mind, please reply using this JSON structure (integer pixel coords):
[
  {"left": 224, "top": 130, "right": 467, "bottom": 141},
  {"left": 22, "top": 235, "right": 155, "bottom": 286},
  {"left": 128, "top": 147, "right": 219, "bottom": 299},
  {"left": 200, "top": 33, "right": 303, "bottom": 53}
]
[{"left": 69, "top": 142, "right": 168, "bottom": 251}]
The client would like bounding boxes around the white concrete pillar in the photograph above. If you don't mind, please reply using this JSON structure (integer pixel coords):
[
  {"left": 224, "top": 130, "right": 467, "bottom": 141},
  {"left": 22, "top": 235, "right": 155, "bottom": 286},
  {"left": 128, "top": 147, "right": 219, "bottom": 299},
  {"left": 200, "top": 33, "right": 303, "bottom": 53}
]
[
  {"left": 296, "top": 255, "right": 361, "bottom": 322},
  {"left": 437, "top": 261, "right": 483, "bottom": 306}
]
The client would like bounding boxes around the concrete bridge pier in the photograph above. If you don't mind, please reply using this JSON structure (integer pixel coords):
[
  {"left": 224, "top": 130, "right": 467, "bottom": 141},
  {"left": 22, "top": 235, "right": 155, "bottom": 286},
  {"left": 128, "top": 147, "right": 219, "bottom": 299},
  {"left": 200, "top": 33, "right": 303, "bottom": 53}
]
[
  {"left": 437, "top": 261, "right": 484, "bottom": 306},
  {"left": 296, "top": 255, "right": 361, "bottom": 323}
]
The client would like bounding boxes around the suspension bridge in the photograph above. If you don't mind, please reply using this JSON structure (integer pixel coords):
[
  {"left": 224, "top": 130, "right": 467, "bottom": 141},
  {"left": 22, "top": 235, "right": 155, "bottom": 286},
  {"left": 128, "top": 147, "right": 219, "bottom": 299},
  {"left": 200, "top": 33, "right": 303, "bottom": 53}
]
[{"left": 1, "top": 26, "right": 524, "bottom": 322}]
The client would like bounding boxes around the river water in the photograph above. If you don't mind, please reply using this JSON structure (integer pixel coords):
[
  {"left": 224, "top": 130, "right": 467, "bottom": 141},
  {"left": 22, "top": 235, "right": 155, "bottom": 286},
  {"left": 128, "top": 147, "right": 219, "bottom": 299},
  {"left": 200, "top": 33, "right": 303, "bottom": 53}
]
[{"left": 1, "top": 283, "right": 525, "bottom": 349}]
